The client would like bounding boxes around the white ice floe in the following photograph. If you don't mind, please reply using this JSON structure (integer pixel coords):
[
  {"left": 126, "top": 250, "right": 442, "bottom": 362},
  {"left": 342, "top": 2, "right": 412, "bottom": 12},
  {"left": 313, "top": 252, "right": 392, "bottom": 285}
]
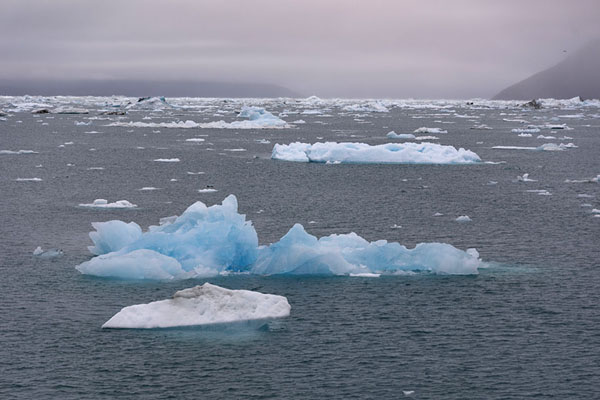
[
  {"left": 537, "top": 135, "right": 556, "bottom": 139},
  {"left": 455, "top": 215, "right": 472, "bottom": 223},
  {"left": 386, "top": 131, "right": 416, "bottom": 139},
  {"left": 493, "top": 143, "right": 576, "bottom": 151},
  {"left": 102, "top": 283, "right": 291, "bottom": 329},
  {"left": 271, "top": 142, "right": 481, "bottom": 164},
  {"left": 79, "top": 199, "right": 137, "bottom": 209},
  {"left": 185, "top": 138, "right": 205, "bottom": 142},
  {"left": 76, "top": 195, "right": 485, "bottom": 280},
  {"left": 414, "top": 127, "right": 447, "bottom": 134},
  {"left": 15, "top": 177, "right": 42, "bottom": 181},
  {"left": 33, "top": 246, "right": 63, "bottom": 258},
  {"left": 511, "top": 128, "right": 540, "bottom": 134},
  {"left": 198, "top": 188, "right": 218, "bottom": 193},
  {"left": 153, "top": 158, "right": 180, "bottom": 162},
  {"left": 517, "top": 173, "right": 536, "bottom": 182},
  {"left": 343, "top": 101, "right": 389, "bottom": 113},
  {"left": 1, "top": 149, "right": 38, "bottom": 155},
  {"left": 526, "top": 189, "right": 552, "bottom": 196},
  {"left": 139, "top": 187, "right": 161, "bottom": 191},
  {"left": 349, "top": 273, "right": 381, "bottom": 278},
  {"left": 518, "top": 133, "right": 533, "bottom": 137}
]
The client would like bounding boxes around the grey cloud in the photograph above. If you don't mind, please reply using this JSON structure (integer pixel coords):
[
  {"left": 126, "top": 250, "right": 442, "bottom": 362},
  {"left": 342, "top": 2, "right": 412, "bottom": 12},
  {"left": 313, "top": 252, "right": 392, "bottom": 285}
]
[{"left": 1, "top": 0, "right": 599, "bottom": 98}]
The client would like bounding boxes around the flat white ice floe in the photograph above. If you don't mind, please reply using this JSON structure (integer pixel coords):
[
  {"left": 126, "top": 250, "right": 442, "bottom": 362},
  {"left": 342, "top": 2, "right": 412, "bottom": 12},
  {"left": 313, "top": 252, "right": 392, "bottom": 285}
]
[
  {"left": 107, "top": 106, "right": 289, "bottom": 129},
  {"left": 271, "top": 142, "right": 481, "bottom": 164},
  {"left": 414, "top": 127, "right": 447, "bottom": 134},
  {"left": 386, "top": 131, "right": 416, "bottom": 139},
  {"left": 15, "top": 177, "right": 42, "bottom": 182},
  {"left": 493, "top": 143, "right": 576, "bottom": 151},
  {"left": 76, "top": 195, "right": 485, "bottom": 280},
  {"left": 79, "top": 199, "right": 137, "bottom": 209},
  {"left": 102, "top": 283, "right": 291, "bottom": 329},
  {"left": 0, "top": 149, "right": 38, "bottom": 155},
  {"left": 153, "top": 158, "right": 180, "bottom": 162},
  {"left": 455, "top": 215, "right": 472, "bottom": 223},
  {"left": 33, "top": 246, "right": 63, "bottom": 258}
]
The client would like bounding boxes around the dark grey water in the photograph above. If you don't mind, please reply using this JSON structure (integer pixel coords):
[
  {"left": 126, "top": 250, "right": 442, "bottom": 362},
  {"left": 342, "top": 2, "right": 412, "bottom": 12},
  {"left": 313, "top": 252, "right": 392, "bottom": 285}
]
[{"left": 1, "top": 98, "right": 599, "bottom": 398}]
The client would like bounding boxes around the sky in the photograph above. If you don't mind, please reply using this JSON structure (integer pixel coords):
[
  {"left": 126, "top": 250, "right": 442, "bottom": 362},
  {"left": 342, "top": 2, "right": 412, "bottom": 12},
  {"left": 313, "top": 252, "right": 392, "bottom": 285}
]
[{"left": 1, "top": 0, "right": 599, "bottom": 98}]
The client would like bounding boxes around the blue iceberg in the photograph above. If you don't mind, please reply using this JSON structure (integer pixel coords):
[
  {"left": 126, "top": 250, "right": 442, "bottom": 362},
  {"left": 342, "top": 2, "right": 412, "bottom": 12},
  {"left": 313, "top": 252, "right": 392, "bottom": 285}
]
[{"left": 76, "top": 195, "right": 484, "bottom": 280}]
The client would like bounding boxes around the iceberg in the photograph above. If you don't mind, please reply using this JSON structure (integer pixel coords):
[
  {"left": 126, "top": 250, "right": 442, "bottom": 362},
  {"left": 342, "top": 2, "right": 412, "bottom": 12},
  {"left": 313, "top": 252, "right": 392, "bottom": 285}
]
[
  {"left": 76, "top": 195, "right": 485, "bottom": 280},
  {"left": 102, "top": 283, "right": 291, "bottom": 329},
  {"left": 126, "top": 96, "right": 173, "bottom": 111},
  {"left": 76, "top": 195, "right": 259, "bottom": 280},
  {"left": 271, "top": 142, "right": 481, "bottom": 164},
  {"left": 79, "top": 199, "right": 137, "bottom": 209},
  {"left": 455, "top": 215, "right": 472, "bottom": 223}
]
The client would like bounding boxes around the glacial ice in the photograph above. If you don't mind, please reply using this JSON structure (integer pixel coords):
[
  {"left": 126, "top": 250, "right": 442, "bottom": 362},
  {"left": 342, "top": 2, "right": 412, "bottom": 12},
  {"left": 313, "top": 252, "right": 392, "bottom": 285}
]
[
  {"left": 79, "top": 199, "right": 138, "bottom": 209},
  {"left": 414, "top": 127, "right": 447, "bottom": 134},
  {"left": 102, "top": 283, "right": 291, "bottom": 329},
  {"left": 106, "top": 106, "right": 289, "bottom": 129},
  {"left": 386, "top": 131, "right": 416, "bottom": 139},
  {"left": 76, "top": 195, "right": 485, "bottom": 280},
  {"left": 0, "top": 149, "right": 38, "bottom": 155},
  {"left": 343, "top": 101, "right": 389, "bottom": 113},
  {"left": 33, "top": 246, "right": 63, "bottom": 258},
  {"left": 271, "top": 142, "right": 481, "bottom": 164},
  {"left": 455, "top": 215, "right": 472, "bottom": 223}
]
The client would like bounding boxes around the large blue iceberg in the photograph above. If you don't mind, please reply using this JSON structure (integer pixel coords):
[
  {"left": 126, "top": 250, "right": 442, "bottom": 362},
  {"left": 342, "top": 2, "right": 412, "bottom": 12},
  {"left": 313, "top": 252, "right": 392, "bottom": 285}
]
[{"left": 76, "top": 195, "right": 483, "bottom": 280}]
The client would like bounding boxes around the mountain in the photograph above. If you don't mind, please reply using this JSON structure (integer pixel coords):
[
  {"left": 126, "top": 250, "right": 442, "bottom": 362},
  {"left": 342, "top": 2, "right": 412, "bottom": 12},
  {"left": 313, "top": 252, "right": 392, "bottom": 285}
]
[
  {"left": 493, "top": 40, "right": 600, "bottom": 100},
  {"left": 0, "top": 79, "right": 300, "bottom": 98}
]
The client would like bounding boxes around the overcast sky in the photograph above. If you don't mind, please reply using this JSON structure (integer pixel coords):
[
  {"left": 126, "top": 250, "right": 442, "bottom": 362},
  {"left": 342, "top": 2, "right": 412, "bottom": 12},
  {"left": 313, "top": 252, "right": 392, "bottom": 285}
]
[{"left": 1, "top": 0, "right": 599, "bottom": 98}]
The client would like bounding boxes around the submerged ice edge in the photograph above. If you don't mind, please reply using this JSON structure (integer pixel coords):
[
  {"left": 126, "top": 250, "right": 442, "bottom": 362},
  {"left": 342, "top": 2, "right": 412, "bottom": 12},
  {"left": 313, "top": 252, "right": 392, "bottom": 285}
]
[{"left": 76, "top": 195, "right": 485, "bottom": 281}]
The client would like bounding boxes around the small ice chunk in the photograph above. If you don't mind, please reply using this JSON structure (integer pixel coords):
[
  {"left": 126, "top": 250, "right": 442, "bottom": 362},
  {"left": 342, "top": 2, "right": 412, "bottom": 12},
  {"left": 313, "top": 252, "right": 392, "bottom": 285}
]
[
  {"left": 15, "top": 177, "right": 42, "bottom": 181},
  {"left": 153, "top": 158, "right": 180, "bottom": 162},
  {"left": 455, "top": 215, "right": 471, "bottom": 223},
  {"left": 349, "top": 273, "right": 381, "bottom": 278},
  {"left": 517, "top": 173, "right": 536, "bottom": 182},
  {"left": 102, "top": 283, "right": 291, "bottom": 329},
  {"left": 185, "top": 138, "right": 205, "bottom": 142},
  {"left": 33, "top": 246, "right": 63, "bottom": 258}
]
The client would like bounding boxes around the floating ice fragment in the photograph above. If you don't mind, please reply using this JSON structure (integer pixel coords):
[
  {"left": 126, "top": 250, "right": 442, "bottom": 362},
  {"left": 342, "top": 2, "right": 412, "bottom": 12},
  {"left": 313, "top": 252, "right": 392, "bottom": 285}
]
[
  {"left": 386, "top": 131, "right": 416, "bottom": 139},
  {"left": 414, "top": 127, "right": 447, "bottom": 134},
  {"left": 272, "top": 142, "right": 481, "bottom": 164},
  {"left": 0, "top": 149, "right": 38, "bottom": 155},
  {"left": 517, "top": 173, "right": 536, "bottom": 182},
  {"left": 455, "top": 215, "right": 471, "bottom": 223},
  {"left": 15, "top": 177, "right": 42, "bottom": 182},
  {"left": 185, "top": 138, "right": 205, "bottom": 142},
  {"left": 33, "top": 246, "right": 63, "bottom": 258},
  {"left": 153, "top": 158, "right": 180, "bottom": 162},
  {"left": 102, "top": 283, "right": 291, "bottom": 329},
  {"left": 79, "top": 199, "right": 137, "bottom": 209},
  {"left": 349, "top": 273, "right": 381, "bottom": 278}
]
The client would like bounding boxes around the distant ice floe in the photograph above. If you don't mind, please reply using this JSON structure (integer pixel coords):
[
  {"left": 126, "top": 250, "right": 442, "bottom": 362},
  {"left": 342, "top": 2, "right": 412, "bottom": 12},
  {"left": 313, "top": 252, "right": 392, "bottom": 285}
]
[
  {"left": 511, "top": 128, "right": 540, "bottom": 134},
  {"left": 493, "top": 143, "right": 577, "bottom": 151},
  {"left": 126, "top": 96, "right": 173, "bottom": 111},
  {"left": 33, "top": 246, "right": 63, "bottom": 258},
  {"left": 526, "top": 189, "right": 552, "bottom": 196},
  {"left": 154, "top": 158, "right": 180, "bottom": 162},
  {"left": 15, "top": 177, "right": 42, "bottom": 182},
  {"left": 79, "top": 199, "right": 137, "bottom": 209},
  {"left": 470, "top": 124, "right": 492, "bottom": 130},
  {"left": 271, "top": 142, "right": 481, "bottom": 164},
  {"left": 106, "top": 106, "right": 289, "bottom": 129},
  {"left": 198, "top": 188, "right": 218, "bottom": 193},
  {"left": 455, "top": 215, "right": 472, "bottom": 223},
  {"left": 185, "top": 138, "right": 205, "bottom": 142},
  {"left": 102, "top": 283, "right": 291, "bottom": 329},
  {"left": 414, "top": 127, "right": 447, "bottom": 134},
  {"left": 386, "top": 131, "right": 416, "bottom": 139},
  {"left": 75, "top": 195, "right": 485, "bottom": 280},
  {"left": 517, "top": 173, "right": 536, "bottom": 182},
  {"left": 565, "top": 175, "right": 600, "bottom": 184},
  {"left": 53, "top": 107, "right": 89, "bottom": 114},
  {"left": 1, "top": 149, "right": 38, "bottom": 155},
  {"left": 343, "top": 101, "right": 389, "bottom": 113}
]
